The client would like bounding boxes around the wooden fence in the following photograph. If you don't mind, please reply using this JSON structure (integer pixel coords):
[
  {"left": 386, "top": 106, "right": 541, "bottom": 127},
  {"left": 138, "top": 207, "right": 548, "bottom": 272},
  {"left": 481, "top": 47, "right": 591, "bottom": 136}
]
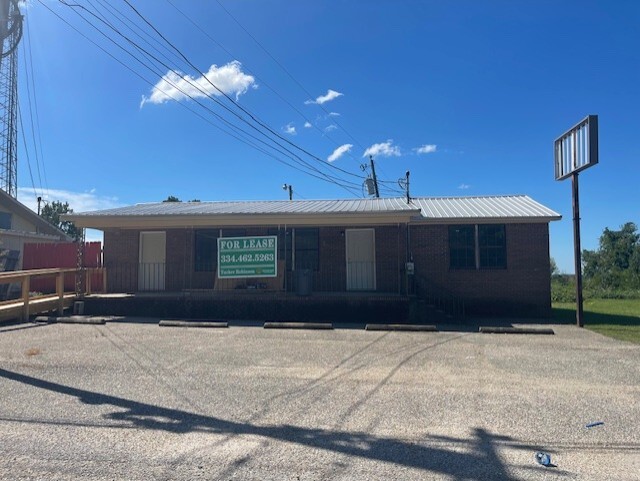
[
  {"left": 22, "top": 242, "right": 102, "bottom": 292},
  {"left": 0, "top": 267, "right": 104, "bottom": 322}
]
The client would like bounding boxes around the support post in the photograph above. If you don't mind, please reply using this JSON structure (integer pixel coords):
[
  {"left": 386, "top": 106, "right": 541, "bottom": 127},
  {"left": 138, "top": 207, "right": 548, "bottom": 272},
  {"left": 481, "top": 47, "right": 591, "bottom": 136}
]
[
  {"left": 21, "top": 274, "right": 29, "bottom": 322},
  {"left": 86, "top": 269, "right": 92, "bottom": 295},
  {"left": 102, "top": 267, "right": 108, "bottom": 294},
  {"left": 572, "top": 173, "right": 584, "bottom": 327},
  {"left": 56, "top": 271, "right": 64, "bottom": 316}
]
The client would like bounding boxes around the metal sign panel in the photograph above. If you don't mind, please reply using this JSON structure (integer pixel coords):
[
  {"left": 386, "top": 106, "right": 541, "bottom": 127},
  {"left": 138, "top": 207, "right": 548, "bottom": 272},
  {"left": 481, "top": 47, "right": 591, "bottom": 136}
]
[
  {"left": 554, "top": 115, "right": 598, "bottom": 181},
  {"left": 217, "top": 236, "right": 277, "bottom": 278}
]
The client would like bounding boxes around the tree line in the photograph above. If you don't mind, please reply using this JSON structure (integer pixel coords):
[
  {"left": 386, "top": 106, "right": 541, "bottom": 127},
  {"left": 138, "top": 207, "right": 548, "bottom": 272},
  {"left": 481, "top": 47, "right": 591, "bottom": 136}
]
[{"left": 552, "top": 222, "right": 640, "bottom": 300}]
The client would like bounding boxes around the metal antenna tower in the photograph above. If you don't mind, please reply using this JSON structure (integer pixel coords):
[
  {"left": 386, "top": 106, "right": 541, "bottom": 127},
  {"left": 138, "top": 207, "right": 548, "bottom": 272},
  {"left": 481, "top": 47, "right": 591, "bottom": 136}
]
[{"left": 0, "top": 0, "right": 22, "bottom": 198}]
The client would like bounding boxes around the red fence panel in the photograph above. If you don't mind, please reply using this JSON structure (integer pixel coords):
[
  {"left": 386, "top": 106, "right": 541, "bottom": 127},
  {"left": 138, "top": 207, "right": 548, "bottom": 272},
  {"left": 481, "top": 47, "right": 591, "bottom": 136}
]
[{"left": 23, "top": 242, "right": 102, "bottom": 293}]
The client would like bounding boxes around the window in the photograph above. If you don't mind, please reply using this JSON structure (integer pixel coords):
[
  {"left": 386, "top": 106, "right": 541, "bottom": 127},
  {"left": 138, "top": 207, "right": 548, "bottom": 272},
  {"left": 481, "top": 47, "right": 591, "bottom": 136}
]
[
  {"left": 449, "top": 225, "right": 476, "bottom": 269},
  {"left": 449, "top": 224, "right": 507, "bottom": 270},
  {"left": 294, "top": 228, "right": 319, "bottom": 271},
  {"left": 194, "top": 230, "right": 218, "bottom": 272},
  {"left": 0, "top": 211, "right": 11, "bottom": 230},
  {"left": 478, "top": 225, "right": 506, "bottom": 269}
]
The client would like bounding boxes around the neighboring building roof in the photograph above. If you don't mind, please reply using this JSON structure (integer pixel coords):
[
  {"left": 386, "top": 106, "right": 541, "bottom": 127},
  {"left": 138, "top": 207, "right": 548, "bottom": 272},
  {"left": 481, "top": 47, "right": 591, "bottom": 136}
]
[
  {"left": 0, "top": 189, "right": 72, "bottom": 240},
  {"left": 64, "top": 195, "right": 561, "bottom": 229}
]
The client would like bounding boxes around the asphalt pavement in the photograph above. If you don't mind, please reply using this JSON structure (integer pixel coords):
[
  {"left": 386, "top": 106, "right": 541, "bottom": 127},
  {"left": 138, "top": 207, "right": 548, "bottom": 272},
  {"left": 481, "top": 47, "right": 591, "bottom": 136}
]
[{"left": 0, "top": 319, "right": 638, "bottom": 480}]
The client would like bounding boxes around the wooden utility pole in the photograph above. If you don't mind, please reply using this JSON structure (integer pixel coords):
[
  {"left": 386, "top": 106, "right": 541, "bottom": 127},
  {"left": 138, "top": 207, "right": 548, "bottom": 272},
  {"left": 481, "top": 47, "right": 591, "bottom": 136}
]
[
  {"left": 282, "top": 183, "right": 293, "bottom": 200},
  {"left": 405, "top": 171, "right": 410, "bottom": 203},
  {"left": 369, "top": 155, "right": 380, "bottom": 198}
]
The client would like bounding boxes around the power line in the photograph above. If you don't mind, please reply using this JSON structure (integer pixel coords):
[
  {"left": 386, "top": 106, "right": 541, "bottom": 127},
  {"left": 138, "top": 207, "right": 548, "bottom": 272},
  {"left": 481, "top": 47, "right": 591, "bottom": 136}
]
[
  {"left": 51, "top": 1, "right": 361, "bottom": 196},
  {"left": 23, "top": 13, "right": 49, "bottom": 195},
  {"left": 211, "top": 0, "right": 367, "bottom": 154},
  {"left": 163, "top": 0, "right": 355, "bottom": 163},
  {"left": 44, "top": 1, "right": 404, "bottom": 199},
  {"left": 17, "top": 102, "right": 38, "bottom": 200},
  {"left": 206, "top": 0, "right": 409, "bottom": 192},
  {"left": 38, "top": 1, "right": 362, "bottom": 196},
  {"left": 56, "top": 0, "right": 363, "bottom": 195},
  {"left": 20, "top": 32, "right": 44, "bottom": 195},
  {"left": 121, "top": 0, "right": 366, "bottom": 184}
]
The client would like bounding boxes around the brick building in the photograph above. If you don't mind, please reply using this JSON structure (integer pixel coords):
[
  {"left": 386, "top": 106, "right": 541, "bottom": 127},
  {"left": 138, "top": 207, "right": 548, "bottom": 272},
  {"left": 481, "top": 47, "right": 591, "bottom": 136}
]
[{"left": 65, "top": 195, "right": 561, "bottom": 320}]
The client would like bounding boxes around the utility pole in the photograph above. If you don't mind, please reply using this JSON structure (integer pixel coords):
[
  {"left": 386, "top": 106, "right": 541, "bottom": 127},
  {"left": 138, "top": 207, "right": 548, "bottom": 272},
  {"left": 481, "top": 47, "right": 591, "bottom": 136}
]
[
  {"left": 405, "top": 171, "right": 410, "bottom": 203},
  {"left": 37, "top": 196, "right": 42, "bottom": 215},
  {"left": 282, "top": 183, "right": 293, "bottom": 200},
  {"left": 398, "top": 171, "right": 411, "bottom": 203},
  {"left": 368, "top": 155, "right": 380, "bottom": 198}
]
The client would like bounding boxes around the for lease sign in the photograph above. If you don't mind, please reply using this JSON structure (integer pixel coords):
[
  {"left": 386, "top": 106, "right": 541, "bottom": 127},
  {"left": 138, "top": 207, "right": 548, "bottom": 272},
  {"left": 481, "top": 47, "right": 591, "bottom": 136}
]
[{"left": 217, "top": 236, "right": 277, "bottom": 278}]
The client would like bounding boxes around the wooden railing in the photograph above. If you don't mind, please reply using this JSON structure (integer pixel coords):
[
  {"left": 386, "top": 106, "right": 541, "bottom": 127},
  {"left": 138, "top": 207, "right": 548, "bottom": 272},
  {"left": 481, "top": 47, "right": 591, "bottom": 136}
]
[{"left": 0, "top": 268, "right": 105, "bottom": 322}]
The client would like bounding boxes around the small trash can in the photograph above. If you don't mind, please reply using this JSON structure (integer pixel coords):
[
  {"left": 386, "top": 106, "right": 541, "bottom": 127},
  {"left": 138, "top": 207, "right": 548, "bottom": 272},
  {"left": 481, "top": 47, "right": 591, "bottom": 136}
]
[{"left": 295, "top": 269, "right": 312, "bottom": 296}]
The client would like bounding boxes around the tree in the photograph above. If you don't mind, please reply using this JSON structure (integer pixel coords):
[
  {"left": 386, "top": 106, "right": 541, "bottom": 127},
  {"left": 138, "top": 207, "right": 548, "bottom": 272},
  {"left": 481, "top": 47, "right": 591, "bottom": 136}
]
[
  {"left": 40, "top": 201, "right": 82, "bottom": 241},
  {"left": 583, "top": 222, "right": 640, "bottom": 291},
  {"left": 550, "top": 257, "right": 559, "bottom": 277},
  {"left": 163, "top": 195, "right": 181, "bottom": 202}
]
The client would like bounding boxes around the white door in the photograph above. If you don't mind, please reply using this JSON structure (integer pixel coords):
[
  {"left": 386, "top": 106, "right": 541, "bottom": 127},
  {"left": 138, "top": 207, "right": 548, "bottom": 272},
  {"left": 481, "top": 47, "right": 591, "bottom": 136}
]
[
  {"left": 346, "top": 229, "right": 376, "bottom": 290},
  {"left": 139, "top": 231, "right": 166, "bottom": 291}
]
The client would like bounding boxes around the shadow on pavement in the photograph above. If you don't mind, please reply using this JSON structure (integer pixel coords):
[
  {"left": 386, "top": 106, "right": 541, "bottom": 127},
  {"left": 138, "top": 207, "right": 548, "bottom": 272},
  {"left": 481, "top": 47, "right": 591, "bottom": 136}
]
[{"left": 0, "top": 367, "right": 567, "bottom": 480}]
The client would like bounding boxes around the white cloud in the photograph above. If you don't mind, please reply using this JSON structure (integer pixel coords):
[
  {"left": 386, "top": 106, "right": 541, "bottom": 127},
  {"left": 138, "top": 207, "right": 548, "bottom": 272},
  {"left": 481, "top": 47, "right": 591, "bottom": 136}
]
[
  {"left": 415, "top": 144, "right": 437, "bottom": 154},
  {"left": 363, "top": 140, "right": 401, "bottom": 158},
  {"left": 327, "top": 144, "right": 353, "bottom": 163},
  {"left": 304, "top": 121, "right": 312, "bottom": 128},
  {"left": 284, "top": 123, "right": 296, "bottom": 135},
  {"left": 324, "top": 124, "right": 337, "bottom": 133},
  {"left": 458, "top": 184, "right": 471, "bottom": 190},
  {"left": 17, "top": 187, "right": 121, "bottom": 242},
  {"left": 328, "top": 112, "right": 341, "bottom": 117},
  {"left": 140, "top": 61, "right": 256, "bottom": 107},
  {"left": 17, "top": 187, "right": 122, "bottom": 214},
  {"left": 305, "top": 89, "right": 343, "bottom": 105}
]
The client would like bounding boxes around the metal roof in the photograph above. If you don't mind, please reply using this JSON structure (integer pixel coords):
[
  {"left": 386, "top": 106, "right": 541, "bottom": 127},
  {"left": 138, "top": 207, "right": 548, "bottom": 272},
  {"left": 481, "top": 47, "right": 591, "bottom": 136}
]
[
  {"left": 67, "top": 195, "right": 560, "bottom": 222},
  {"left": 410, "top": 195, "right": 561, "bottom": 221},
  {"left": 69, "top": 197, "right": 419, "bottom": 217}
]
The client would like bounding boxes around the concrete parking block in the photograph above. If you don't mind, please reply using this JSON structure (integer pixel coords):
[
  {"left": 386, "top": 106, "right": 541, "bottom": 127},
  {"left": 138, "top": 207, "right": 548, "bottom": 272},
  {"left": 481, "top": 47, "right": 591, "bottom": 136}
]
[
  {"left": 159, "top": 320, "right": 229, "bottom": 328},
  {"left": 263, "top": 321, "right": 333, "bottom": 329},
  {"left": 365, "top": 324, "right": 437, "bottom": 332},
  {"left": 479, "top": 326, "right": 555, "bottom": 335}
]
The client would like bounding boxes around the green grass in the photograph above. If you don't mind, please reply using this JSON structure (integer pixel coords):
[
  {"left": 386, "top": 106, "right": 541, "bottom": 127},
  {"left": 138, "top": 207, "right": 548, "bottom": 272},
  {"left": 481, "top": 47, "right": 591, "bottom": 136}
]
[{"left": 553, "top": 298, "right": 640, "bottom": 344}]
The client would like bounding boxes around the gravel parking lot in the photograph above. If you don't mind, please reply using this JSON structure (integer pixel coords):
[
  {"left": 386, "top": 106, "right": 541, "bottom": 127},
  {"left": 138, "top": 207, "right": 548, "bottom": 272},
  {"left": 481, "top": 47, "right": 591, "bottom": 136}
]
[{"left": 0, "top": 319, "right": 638, "bottom": 480}]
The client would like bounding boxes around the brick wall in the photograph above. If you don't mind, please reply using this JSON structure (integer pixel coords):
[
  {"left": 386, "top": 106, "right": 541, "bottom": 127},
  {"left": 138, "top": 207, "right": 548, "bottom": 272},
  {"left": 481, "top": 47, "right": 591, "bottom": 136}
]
[
  {"left": 375, "top": 225, "right": 407, "bottom": 293},
  {"left": 103, "top": 225, "right": 408, "bottom": 295},
  {"left": 102, "top": 223, "right": 551, "bottom": 317},
  {"left": 166, "top": 229, "right": 191, "bottom": 291},
  {"left": 410, "top": 223, "right": 552, "bottom": 317}
]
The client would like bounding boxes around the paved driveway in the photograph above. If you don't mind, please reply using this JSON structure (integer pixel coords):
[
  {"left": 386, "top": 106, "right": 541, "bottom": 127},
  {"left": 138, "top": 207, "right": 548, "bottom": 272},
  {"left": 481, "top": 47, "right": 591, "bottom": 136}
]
[{"left": 0, "top": 320, "right": 638, "bottom": 480}]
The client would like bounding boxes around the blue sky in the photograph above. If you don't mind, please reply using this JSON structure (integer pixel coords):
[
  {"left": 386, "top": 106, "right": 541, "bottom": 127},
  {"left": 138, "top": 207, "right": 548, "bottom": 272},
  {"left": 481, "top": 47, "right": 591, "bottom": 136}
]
[{"left": 14, "top": 0, "right": 639, "bottom": 273}]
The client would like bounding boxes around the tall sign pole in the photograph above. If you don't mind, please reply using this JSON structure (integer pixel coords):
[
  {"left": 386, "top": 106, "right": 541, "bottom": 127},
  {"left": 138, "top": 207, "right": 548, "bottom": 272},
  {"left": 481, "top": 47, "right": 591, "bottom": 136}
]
[
  {"left": 554, "top": 115, "right": 599, "bottom": 327},
  {"left": 571, "top": 173, "right": 584, "bottom": 327}
]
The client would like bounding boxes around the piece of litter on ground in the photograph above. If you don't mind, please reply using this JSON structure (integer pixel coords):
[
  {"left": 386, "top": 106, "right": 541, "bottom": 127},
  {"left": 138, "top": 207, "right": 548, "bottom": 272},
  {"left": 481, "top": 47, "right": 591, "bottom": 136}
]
[
  {"left": 586, "top": 421, "right": 604, "bottom": 428},
  {"left": 535, "top": 452, "right": 552, "bottom": 467}
]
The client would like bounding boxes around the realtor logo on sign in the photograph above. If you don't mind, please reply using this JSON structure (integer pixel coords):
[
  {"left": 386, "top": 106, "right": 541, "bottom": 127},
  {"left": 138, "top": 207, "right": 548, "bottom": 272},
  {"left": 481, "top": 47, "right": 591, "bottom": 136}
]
[{"left": 217, "top": 236, "right": 278, "bottom": 279}]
